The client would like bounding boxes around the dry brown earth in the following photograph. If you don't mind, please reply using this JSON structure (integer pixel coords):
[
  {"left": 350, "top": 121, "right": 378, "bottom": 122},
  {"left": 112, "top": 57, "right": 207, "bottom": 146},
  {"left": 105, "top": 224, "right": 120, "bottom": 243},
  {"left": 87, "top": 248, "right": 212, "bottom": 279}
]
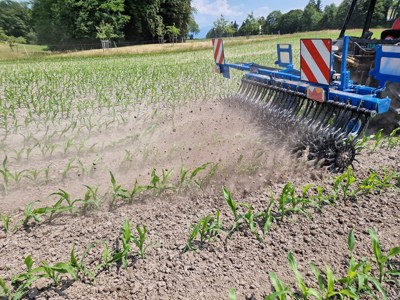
[{"left": 0, "top": 98, "right": 399, "bottom": 299}]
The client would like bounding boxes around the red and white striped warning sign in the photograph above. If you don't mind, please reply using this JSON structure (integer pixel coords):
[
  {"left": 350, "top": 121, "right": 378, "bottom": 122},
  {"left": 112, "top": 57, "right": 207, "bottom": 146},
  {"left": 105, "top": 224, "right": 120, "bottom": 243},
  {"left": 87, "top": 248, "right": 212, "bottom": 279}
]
[
  {"left": 300, "top": 39, "right": 332, "bottom": 85},
  {"left": 212, "top": 38, "right": 225, "bottom": 65}
]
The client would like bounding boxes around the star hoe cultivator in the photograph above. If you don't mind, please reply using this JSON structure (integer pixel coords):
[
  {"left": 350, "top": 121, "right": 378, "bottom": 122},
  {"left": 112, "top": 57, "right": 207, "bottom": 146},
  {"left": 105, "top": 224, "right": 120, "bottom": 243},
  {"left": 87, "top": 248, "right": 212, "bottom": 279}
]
[{"left": 212, "top": 37, "right": 400, "bottom": 172}]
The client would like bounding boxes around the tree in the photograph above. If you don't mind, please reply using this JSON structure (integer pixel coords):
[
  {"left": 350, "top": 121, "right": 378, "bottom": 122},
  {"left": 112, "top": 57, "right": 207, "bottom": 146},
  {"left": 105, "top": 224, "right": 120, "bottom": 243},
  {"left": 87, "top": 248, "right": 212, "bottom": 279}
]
[
  {"left": 124, "top": 0, "right": 162, "bottom": 40},
  {"left": 166, "top": 23, "right": 180, "bottom": 43},
  {"left": 319, "top": 3, "right": 338, "bottom": 29},
  {"left": 188, "top": 15, "right": 200, "bottom": 39},
  {"left": 0, "top": 26, "right": 26, "bottom": 51},
  {"left": 32, "top": 0, "right": 129, "bottom": 45},
  {"left": 262, "top": 10, "right": 282, "bottom": 34},
  {"left": 336, "top": 0, "right": 391, "bottom": 30},
  {"left": 96, "top": 22, "right": 118, "bottom": 40},
  {"left": 213, "top": 15, "right": 229, "bottom": 37},
  {"left": 301, "top": 0, "right": 323, "bottom": 31},
  {"left": 238, "top": 12, "right": 259, "bottom": 36},
  {"left": 160, "top": 0, "right": 191, "bottom": 41},
  {"left": 156, "top": 18, "right": 165, "bottom": 40},
  {"left": 280, "top": 9, "right": 303, "bottom": 34},
  {"left": 225, "top": 25, "right": 236, "bottom": 37},
  {"left": 0, "top": 0, "right": 34, "bottom": 42}
]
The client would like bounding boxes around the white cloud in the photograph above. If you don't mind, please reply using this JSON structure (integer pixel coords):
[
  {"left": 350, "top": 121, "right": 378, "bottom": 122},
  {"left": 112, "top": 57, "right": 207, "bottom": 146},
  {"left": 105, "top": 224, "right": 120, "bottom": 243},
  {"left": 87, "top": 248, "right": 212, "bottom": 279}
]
[{"left": 193, "top": 0, "right": 243, "bottom": 17}]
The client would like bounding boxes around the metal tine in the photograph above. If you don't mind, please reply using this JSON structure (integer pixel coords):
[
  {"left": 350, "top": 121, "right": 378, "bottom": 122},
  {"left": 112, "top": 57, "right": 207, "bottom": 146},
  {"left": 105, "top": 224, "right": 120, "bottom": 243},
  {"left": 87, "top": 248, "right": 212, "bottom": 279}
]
[
  {"left": 297, "top": 98, "right": 315, "bottom": 123},
  {"left": 288, "top": 95, "right": 307, "bottom": 122},
  {"left": 249, "top": 82, "right": 261, "bottom": 103},
  {"left": 304, "top": 101, "right": 324, "bottom": 127},
  {"left": 279, "top": 94, "right": 299, "bottom": 123},
  {"left": 252, "top": 84, "right": 265, "bottom": 104},
  {"left": 268, "top": 88, "right": 284, "bottom": 113},
  {"left": 262, "top": 86, "right": 279, "bottom": 111},
  {"left": 238, "top": 79, "right": 246, "bottom": 95},
  {"left": 238, "top": 79, "right": 251, "bottom": 99},
  {"left": 276, "top": 91, "right": 296, "bottom": 120},
  {"left": 241, "top": 79, "right": 252, "bottom": 99},
  {"left": 247, "top": 82, "right": 258, "bottom": 100},
  {"left": 330, "top": 105, "right": 354, "bottom": 135},
  {"left": 256, "top": 85, "right": 270, "bottom": 105},
  {"left": 263, "top": 84, "right": 277, "bottom": 107}
]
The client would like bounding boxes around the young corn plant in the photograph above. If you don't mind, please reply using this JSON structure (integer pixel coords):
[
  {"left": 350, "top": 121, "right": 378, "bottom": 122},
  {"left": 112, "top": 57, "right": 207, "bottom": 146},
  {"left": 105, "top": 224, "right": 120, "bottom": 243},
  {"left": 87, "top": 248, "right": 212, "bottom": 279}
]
[
  {"left": 183, "top": 211, "right": 222, "bottom": 253},
  {"left": 258, "top": 192, "right": 275, "bottom": 234},
  {"left": 350, "top": 171, "right": 380, "bottom": 197},
  {"left": 7, "top": 257, "right": 41, "bottom": 300},
  {"left": 222, "top": 188, "right": 262, "bottom": 239},
  {"left": 372, "top": 129, "right": 383, "bottom": 152},
  {"left": 127, "top": 179, "right": 148, "bottom": 203},
  {"left": 79, "top": 185, "right": 101, "bottom": 213},
  {"left": 105, "top": 219, "right": 144, "bottom": 269},
  {"left": 0, "top": 213, "right": 11, "bottom": 233},
  {"left": 70, "top": 243, "right": 96, "bottom": 281},
  {"left": 369, "top": 228, "right": 400, "bottom": 283},
  {"left": 387, "top": 127, "right": 400, "bottom": 149},
  {"left": 109, "top": 171, "right": 129, "bottom": 207},
  {"left": 228, "top": 288, "right": 236, "bottom": 300},
  {"left": 183, "top": 222, "right": 201, "bottom": 252},
  {"left": 131, "top": 224, "right": 149, "bottom": 259},
  {"left": 264, "top": 272, "right": 293, "bottom": 300},
  {"left": 147, "top": 168, "right": 175, "bottom": 194},
  {"left": 275, "top": 182, "right": 307, "bottom": 220},
  {"left": 223, "top": 187, "right": 238, "bottom": 221},
  {"left": 332, "top": 167, "right": 356, "bottom": 201},
  {"left": 62, "top": 157, "right": 79, "bottom": 180},
  {"left": 241, "top": 203, "right": 261, "bottom": 240},
  {"left": 0, "top": 156, "right": 11, "bottom": 192},
  {"left": 288, "top": 252, "right": 322, "bottom": 299},
  {"left": 338, "top": 228, "right": 389, "bottom": 299},
  {"left": 49, "top": 189, "right": 79, "bottom": 218},
  {"left": 40, "top": 261, "right": 77, "bottom": 285},
  {"left": 23, "top": 200, "right": 49, "bottom": 227}
]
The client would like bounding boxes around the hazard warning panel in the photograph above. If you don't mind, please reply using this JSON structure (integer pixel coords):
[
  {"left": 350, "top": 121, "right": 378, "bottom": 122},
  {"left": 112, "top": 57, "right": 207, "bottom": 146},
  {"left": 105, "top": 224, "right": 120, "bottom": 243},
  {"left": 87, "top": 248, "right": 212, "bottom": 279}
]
[
  {"left": 300, "top": 39, "right": 332, "bottom": 86},
  {"left": 212, "top": 38, "right": 225, "bottom": 65}
]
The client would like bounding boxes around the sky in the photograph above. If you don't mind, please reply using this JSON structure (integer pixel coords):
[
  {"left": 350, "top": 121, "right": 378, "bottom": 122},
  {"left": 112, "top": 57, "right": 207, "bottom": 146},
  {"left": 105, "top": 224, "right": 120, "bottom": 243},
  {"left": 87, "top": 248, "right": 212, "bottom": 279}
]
[{"left": 193, "top": 0, "right": 343, "bottom": 37}]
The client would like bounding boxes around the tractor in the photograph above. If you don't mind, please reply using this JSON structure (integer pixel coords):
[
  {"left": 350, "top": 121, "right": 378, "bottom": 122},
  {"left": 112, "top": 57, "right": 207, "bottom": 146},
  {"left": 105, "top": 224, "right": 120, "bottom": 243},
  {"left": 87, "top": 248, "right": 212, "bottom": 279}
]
[{"left": 333, "top": 0, "right": 400, "bottom": 130}]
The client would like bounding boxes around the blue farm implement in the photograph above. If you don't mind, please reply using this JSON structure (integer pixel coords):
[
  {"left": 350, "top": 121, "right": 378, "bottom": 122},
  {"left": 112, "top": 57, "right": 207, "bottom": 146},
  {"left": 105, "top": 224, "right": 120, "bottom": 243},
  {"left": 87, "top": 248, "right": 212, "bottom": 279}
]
[{"left": 212, "top": 36, "right": 400, "bottom": 172}]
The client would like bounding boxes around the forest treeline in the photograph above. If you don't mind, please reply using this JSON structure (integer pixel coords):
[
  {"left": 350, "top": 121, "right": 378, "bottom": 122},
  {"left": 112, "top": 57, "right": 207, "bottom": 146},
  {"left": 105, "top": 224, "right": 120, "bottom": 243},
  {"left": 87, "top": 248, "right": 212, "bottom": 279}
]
[
  {"left": 0, "top": 0, "right": 399, "bottom": 48},
  {"left": 0, "top": 0, "right": 195, "bottom": 47},
  {"left": 207, "top": 0, "right": 399, "bottom": 38}
]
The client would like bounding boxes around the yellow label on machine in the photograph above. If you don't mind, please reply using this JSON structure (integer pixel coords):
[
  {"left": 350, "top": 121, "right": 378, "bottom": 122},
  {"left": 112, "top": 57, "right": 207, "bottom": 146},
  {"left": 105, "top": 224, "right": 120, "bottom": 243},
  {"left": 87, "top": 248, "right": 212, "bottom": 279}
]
[{"left": 306, "top": 86, "right": 325, "bottom": 102}]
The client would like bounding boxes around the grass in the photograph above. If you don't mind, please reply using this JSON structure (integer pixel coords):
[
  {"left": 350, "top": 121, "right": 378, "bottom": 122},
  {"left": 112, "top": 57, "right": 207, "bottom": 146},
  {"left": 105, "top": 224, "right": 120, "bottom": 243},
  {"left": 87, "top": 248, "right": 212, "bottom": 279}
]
[{"left": 0, "top": 42, "right": 48, "bottom": 60}]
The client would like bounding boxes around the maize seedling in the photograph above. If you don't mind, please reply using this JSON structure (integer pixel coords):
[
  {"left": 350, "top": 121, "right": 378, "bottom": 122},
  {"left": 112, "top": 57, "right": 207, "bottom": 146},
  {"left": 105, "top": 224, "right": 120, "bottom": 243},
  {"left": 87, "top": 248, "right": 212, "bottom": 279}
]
[
  {"left": 23, "top": 200, "right": 49, "bottom": 227},
  {"left": 288, "top": 252, "right": 322, "bottom": 299},
  {"left": 332, "top": 167, "right": 356, "bottom": 201},
  {"left": 183, "top": 222, "right": 201, "bottom": 252},
  {"left": 70, "top": 243, "right": 96, "bottom": 281},
  {"left": 369, "top": 228, "right": 400, "bottom": 283},
  {"left": 264, "top": 272, "right": 293, "bottom": 300},
  {"left": 387, "top": 127, "right": 400, "bottom": 149},
  {"left": 131, "top": 224, "right": 149, "bottom": 259},
  {"left": 0, "top": 213, "right": 11, "bottom": 233}
]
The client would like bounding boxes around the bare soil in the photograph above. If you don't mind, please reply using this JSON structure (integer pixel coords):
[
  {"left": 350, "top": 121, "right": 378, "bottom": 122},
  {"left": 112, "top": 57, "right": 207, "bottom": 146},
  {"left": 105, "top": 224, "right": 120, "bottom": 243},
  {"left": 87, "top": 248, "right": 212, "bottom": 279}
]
[{"left": 0, "top": 98, "right": 399, "bottom": 300}]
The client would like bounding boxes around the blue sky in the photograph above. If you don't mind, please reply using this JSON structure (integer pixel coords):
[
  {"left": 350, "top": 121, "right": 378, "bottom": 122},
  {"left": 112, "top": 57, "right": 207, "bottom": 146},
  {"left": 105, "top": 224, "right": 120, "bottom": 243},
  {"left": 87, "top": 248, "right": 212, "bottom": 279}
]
[{"left": 193, "top": 0, "right": 343, "bottom": 37}]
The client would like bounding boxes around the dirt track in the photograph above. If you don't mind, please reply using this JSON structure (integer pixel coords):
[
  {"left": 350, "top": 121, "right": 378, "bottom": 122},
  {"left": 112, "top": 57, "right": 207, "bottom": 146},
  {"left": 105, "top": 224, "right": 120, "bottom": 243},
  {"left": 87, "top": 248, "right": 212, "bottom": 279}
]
[{"left": 0, "top": 98, "right": 399, "bottom": 299}]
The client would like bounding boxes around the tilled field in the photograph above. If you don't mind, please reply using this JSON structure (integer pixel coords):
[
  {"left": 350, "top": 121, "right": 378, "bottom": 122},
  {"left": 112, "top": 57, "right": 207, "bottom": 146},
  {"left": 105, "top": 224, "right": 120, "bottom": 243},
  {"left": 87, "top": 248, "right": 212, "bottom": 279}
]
[{"left": 0, "top": 99, "right": 399, "bottom": 300}]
